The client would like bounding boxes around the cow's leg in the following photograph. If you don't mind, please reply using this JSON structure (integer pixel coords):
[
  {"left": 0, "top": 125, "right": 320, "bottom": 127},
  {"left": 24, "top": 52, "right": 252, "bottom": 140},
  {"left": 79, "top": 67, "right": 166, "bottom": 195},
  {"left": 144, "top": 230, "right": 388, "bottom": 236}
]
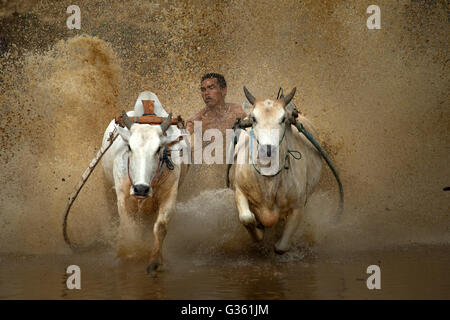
[
  {"left": 235, "top": 186, "right": 263, "bottom": 242},
  {"left": 146, "top": 189, "right": 177, "bottom": 274},
  {"left": 116, "top": 185, "right": 141, "bottom": 259},
  {"left": 275, "top": 206, "right": 302, "bottom": 254}
]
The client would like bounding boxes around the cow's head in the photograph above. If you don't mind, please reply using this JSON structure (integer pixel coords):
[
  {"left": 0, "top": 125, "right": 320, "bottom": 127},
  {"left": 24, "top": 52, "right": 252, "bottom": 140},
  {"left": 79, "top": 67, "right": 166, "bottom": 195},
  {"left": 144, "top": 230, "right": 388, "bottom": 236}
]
[
  {"left": 241, "top": 86, "right": 297, "bottom": 161},
  {"left": 116, "top": 113, "right": 181, "bottom": 199}
]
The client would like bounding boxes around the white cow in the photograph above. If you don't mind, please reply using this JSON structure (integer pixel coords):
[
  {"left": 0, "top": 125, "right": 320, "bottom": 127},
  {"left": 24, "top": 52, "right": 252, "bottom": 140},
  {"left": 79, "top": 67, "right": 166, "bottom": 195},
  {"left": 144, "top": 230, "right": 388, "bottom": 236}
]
[
  {"left": 101, "top": 91, "right": 188, "bottom": 273},
  {"left": 229, "top": 87, "right": 322, "bottom": 254}
]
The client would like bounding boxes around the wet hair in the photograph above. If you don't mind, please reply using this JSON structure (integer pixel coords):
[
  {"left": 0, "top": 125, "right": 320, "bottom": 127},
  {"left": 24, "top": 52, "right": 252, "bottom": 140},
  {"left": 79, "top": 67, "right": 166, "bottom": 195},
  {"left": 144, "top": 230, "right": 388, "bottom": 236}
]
[{"left": 201, "top": 73, "right": 227, "bottom": 89}]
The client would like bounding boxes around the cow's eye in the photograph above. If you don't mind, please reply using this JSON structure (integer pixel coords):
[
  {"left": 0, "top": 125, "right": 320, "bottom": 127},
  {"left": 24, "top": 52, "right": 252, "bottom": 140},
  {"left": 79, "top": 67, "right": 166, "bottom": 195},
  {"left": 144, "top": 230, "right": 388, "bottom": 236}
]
[
  {"left": 127, "top": 145, "right": 131, "bottom": 151},
  {"left": 252, "top": 116, "right": 257, "bottom": 123},
  {"left": 280, "top": 116, "right": 286, "bottom": 123}
]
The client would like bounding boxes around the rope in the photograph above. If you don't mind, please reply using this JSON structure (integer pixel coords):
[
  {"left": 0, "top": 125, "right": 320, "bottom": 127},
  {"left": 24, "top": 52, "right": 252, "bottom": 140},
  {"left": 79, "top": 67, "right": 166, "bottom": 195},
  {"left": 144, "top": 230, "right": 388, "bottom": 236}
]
[
  {"left": 63, "top": 127, "right": 118, "bottom": 249},
  {"left": 249, "top": 126, "right": 287, "bottom": 146},
  {"left": 162, "top": 147, "right": 174, "bottom": 170},
  {"left": 288, "top": 149, "right": 302, "bottom": 160},
  {"left": 249, "top": 127, "right": 302, "bottom": 177},
  {"left": 294, "top": 121, "right": 344, "bottom": 218}
]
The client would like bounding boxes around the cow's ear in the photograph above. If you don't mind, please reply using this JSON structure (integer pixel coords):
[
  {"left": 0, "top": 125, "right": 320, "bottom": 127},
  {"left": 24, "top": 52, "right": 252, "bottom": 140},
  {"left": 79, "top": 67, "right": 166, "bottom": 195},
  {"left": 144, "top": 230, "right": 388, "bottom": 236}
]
[
  {"left": 116, "top": 125, "right": 131, "bottom": 143},
  {"left": 285, "top": 102, "right": 299, "bottom": 120},
  {"left": 242, "top": 101, "right": 253, "bottom": 116}
]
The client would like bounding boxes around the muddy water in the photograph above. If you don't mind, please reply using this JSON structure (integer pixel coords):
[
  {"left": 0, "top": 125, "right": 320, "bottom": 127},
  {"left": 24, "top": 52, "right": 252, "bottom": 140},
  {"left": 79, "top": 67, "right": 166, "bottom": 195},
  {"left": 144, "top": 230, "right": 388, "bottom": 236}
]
[
  {"left": 1, "top": 242, "right": 449, "bottom": 299},
  {"left": 0, "top": 1, "right": 449, "bottom": 299},
  {"left": 1, "top": 190, "right": 449, "bottom": 300}
]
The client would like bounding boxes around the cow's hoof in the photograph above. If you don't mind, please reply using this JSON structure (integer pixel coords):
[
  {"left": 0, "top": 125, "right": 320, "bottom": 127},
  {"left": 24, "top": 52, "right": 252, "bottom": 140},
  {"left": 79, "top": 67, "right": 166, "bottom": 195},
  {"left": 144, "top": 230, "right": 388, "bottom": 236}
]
[
  {"left": 255, "top": 228, "right": 264, "bottom": 241},
  {"left": 245, "top": 224, "right": 264, "bottom": 242},
  {"left": 274, "top": 247, "right": 287, "bottom": 255},
  {"left": 146, "top": 262, "right": 161, "bottom": 275},
  {"left": 274, "top": 243, "right": 288, "bottom": 255}
]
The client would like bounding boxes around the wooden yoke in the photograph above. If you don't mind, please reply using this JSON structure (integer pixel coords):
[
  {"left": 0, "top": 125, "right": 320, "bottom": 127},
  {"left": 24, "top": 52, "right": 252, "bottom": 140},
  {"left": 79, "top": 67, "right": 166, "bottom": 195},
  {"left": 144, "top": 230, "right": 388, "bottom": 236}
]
[
  {"left": 115, "top": 100, "right": 185, "bottom": 129},
  {"left": 142, "top": 100, "right": 155, "bottom": 115}
]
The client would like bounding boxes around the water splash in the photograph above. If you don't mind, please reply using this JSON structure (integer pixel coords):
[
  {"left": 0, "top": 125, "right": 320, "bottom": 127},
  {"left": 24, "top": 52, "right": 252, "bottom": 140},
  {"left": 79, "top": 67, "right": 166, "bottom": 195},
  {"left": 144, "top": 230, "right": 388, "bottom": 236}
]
[{"left": 0, "top": 1, "right": 448, "bottom": 257}]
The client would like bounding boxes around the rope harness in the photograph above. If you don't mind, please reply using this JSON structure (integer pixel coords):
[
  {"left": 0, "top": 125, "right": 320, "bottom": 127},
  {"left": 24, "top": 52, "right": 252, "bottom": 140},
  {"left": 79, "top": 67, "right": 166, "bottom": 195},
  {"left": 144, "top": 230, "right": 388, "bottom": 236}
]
[
  {"left": 126, "top": 146, "right": 175, "bottom": 188},
  {"left": 248, "top": 126, "right": 302, "bottom": 177}
]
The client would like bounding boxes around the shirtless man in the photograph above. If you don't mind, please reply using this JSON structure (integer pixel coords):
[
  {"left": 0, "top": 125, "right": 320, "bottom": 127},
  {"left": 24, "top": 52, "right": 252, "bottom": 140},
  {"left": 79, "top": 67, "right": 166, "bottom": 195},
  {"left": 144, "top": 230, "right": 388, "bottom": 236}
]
[
  {"left": 186, "top": 73, "right": 246, "bottom": 136},
  {"left": 180, "top": 73, "right": 246, "bottom": 193}
]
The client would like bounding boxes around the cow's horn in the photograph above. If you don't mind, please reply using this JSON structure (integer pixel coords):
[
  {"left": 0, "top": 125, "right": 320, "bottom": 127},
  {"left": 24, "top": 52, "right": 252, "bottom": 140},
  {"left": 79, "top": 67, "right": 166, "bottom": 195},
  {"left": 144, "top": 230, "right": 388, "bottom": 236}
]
[
  {"left": 277, "top": 87, "right": 285, "bottom": 99},
  {"left": 121, "top": 110, "right": 133, "bottom": 130},
  {"left": 243, "top": 86, "right": 256, "bottom": 105},
  {"left": 161, "top": 113, "right": 173, "bottom": 133},
  {"left": 283, "top": 87, "right": 296, "bottom": 106}
]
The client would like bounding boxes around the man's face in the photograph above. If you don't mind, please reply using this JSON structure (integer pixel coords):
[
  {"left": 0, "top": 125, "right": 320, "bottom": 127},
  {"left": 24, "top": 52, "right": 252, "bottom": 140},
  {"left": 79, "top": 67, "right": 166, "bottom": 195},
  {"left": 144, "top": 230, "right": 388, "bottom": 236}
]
[{"left": 200, "top": 78, "right": 227, "bottom": 108}]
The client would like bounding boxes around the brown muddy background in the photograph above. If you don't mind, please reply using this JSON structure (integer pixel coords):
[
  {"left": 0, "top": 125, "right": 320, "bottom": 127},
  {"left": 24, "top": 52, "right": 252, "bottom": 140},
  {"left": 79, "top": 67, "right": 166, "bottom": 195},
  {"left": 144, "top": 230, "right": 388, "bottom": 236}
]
[{"left": 0, "top": 0, "right": 449, "bottom": 299}]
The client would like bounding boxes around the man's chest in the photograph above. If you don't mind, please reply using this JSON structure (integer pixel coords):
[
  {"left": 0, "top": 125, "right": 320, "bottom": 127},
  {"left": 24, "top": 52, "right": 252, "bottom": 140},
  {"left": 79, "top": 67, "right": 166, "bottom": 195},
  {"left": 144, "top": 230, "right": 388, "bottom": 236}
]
[{"left": 201, "top": 113, "right": 239, "bottom": 134}]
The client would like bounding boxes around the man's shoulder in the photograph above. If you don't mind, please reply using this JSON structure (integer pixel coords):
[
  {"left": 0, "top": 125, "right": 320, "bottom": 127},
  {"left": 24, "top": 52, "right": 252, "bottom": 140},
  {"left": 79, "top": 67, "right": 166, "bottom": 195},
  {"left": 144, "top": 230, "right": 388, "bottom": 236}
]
[
  {"left": 227, "top": 102, "right": 242, "bottom": 109},
  {"left": 227, "top": 102, "right": 246, "bottom": 117},
  {"left": 186, "top": 109, "right": 204, "bottom": 122}
]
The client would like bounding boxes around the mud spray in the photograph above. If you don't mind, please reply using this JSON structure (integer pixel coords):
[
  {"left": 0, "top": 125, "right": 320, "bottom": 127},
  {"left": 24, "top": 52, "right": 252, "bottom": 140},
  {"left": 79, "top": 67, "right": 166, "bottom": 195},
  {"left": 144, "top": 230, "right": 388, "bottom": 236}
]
[{"left": 0, "top": 1, "right": 448, "bottom": 261}]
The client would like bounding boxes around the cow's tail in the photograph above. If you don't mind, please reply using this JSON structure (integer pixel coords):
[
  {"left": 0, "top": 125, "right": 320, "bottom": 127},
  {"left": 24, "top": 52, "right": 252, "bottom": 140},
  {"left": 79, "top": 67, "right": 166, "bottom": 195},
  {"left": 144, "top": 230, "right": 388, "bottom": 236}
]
[
  {"left": 294, "top": 121, "right": 344, "bottom": 219},
  {"left": 63, "top": 128, "right": 118, "bottom": 249}
]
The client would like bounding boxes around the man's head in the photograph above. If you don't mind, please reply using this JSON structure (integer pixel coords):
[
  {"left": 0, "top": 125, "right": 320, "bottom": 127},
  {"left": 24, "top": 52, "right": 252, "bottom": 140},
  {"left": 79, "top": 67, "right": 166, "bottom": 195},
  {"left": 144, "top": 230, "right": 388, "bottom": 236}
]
[{"left": 200, "top": 73, "right": 227, "bottom": 108}]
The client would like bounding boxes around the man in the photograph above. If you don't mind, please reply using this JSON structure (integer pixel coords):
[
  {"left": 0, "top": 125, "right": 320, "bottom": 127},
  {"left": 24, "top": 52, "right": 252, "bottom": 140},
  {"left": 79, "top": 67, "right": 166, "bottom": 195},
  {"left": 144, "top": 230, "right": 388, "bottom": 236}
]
[
  {"left": 180, "top": 73, "right": 246, "bottom": 194},
  {"left": 186, "top": 73, "right": 246, "bottom": 135}
]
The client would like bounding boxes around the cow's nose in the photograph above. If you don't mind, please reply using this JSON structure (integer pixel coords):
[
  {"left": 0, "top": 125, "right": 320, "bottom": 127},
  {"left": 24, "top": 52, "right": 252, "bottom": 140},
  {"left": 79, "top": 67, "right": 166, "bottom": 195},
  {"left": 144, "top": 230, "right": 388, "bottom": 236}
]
[{"left": 133, "top": 184, "right": 150, "bottom": 196}]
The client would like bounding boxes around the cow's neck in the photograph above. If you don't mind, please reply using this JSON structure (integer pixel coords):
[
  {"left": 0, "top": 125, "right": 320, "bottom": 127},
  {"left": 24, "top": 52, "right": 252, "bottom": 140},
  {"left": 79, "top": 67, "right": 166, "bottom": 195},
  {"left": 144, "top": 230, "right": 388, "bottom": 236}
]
[{"left": 153, "top": 164, "right": 171, "bottom": 188}]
